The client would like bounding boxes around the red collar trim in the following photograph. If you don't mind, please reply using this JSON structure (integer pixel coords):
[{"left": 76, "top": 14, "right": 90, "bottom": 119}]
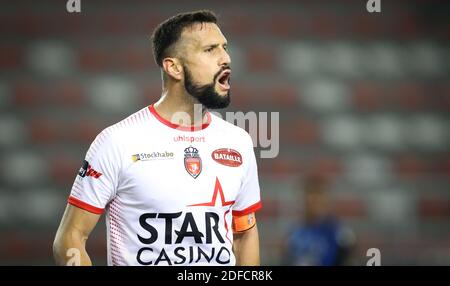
[{"left": 148, "top": 104, "right": 211, "bottom": 132}]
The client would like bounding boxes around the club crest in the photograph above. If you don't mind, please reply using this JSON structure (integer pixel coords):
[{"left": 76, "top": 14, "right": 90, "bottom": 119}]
[{"left": 184, "top": 146, "right": 202, "bottom": 179}]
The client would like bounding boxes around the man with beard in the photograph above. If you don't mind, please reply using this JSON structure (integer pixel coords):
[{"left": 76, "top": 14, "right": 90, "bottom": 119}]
[{"left": 53, "top": 10, "right": 262, "bottom": 266}]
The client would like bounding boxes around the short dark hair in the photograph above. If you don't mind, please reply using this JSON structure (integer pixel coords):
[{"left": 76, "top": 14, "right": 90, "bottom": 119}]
[{"left": 151, "top": 10, "right": 218, "bottom": 67}]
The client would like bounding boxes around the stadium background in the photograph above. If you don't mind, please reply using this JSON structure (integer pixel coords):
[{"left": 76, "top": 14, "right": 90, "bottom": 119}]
[{"left": 0, "top": 0, "right": 449, "bottom": 265}]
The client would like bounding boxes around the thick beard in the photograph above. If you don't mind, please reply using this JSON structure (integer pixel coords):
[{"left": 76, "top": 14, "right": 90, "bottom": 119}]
[{"left": 183, "top": 65, "right": 231, "bottom": 110}]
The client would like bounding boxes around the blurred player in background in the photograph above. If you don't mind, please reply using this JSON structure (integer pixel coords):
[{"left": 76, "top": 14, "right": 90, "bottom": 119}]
[
  {"left": 53, "top": 10, "right": 262, "bottom": 266},
  {"left": 284, "top": 175, "right": 355, "bottom": 266}
]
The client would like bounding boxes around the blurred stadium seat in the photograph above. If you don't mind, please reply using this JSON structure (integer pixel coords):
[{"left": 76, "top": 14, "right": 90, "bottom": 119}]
[
  {"left": 322, "top": 115, "right": 363, "bottom": 150},
  {"left": 0, "top": 115, "right": 27, "bottom": 147},
  {"left": 363, "top": 43, "right": 406, "bottom": 78},
  {"left": 27, "top": 41, "right": 76, "bottom": 77},
  {"left": 363, "top": 115, "right": 405, "bottom": 151},
  {"left": 280, "top": 42, "right": 322, "bottom": 78},
  {"left": 1, "top": 152, "right": 49, "bottom": 187},
  {"left": 407, "top": 115, "right": 447, "bottom": 150},
  {"left": 301, "top": 78, "right": 351, "bottom": 113},
  {"left": 345, "top": 154, "right": 393, "bottom": 188},
  {"left": 88, "top": 76, "right": 139, "bottom": 114}
]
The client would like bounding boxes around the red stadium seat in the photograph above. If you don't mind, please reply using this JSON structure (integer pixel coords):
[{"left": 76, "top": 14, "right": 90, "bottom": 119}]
[
  {"left": 229, "top": 84, "right": 256, "bottom": 109},
  {"left": 2, "top": 233, "right": 29, "bottom": 258},
  {"left": 102, "top": 12, "right": 129, "bottom": 35},
  {"left": 393, "top": 155, "right": 427, "bottom": 181},
  {"left": 28, "top": 117, "right": 61, "bottom": 145},
  {"left": 116, "top": 45, "right": 151, "bottom": 71},
  {"left": 14, "top": 12, "right": 43, "bottom": 38},
  {"left": 65, "top": 119, "right": 104, "bottom": 145},
  {"left": 419, "top": 198, "right": 450, "bottom": 219},
  {"left": 333, "top": 196, "right": 367, "bottom": 219},
  {"left": 308, "top": 11, "right": 339, "bottom": 39},
  {"left": 352, "top": 82, "right": 385, "bottom": 111},
  {"left": 259, "top": 157, "right": 302, "bottom": 177},
  {"left": 391, "top": 10, "right": 421, "bottom": 40},
  {"left": 349, "top": 14, "right": 383, "bottom": 39},
  {"left": 79, "top": 47, "right": 112, "bottom": 72},
  {"left": 392, "top": 83, "right": 428, "bottom": 111},
  {"left": 0, "top": 45, "right": 22, "bottom": 70},
  {"left": 434, "top": 84, "right": 450, "bottom": 112},
  {"left": 49, "top": 154, "right": 81, "bottom": 185},
  {"left": 221, "top": 12, "right": 256, "bottom": 37},
  {"left": 284, "top": 119, "right": 319, "bottom": 146},
  {"left": 308, "top": 156, "right": 342, "bottom": 179},
  {"left": 431, "top": 156, "right": 450, "bottom": 180},
  {"left": 138, "top": 13, "right": 166, "bottom": 35},
  {"left": 141, "top": 84, "right": 162, "bottom": 105},
  {"left": 52, "top": 14, "right": 84, "bottom": 36},
  {"left": 265, "top": 13, "right": 302, "bottom": 39},
  {"left": 257, "top": 198, "right": 280, "bottom": 220},
  {"left": 265, "top": 85, "right": 298, "bottom": 108},
  {"left": 13, "top": 81, "right": 47, "bottom": 108},
  {"left": 51, "top": 81, "right": 86, "bottom": 108},
  {"left": 246, "top": 46, "right": 277, "bottom": 73}
]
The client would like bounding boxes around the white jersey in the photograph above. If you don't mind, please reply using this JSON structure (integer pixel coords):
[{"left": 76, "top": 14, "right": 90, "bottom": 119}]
[{"left": 68, "top": 105, "right": 262, "bottom": 266}]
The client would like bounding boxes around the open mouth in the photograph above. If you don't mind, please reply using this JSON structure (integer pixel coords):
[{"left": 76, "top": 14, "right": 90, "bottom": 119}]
[{"left": 217, "top": 70, "right": 231, "bottom": 91}]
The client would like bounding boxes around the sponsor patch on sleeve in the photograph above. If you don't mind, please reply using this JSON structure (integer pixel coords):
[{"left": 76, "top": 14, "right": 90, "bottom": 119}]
[
  {"left": 78, "top": 160, "right": 89, "bottom": 177},
  {"left": 77, "top": 160, "right": 102, "bottom": 179}
]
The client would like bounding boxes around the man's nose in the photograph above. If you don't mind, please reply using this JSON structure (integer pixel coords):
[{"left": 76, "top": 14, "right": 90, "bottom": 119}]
[{"left": 219, "top": 49, "right": 231, "bottom": 67}]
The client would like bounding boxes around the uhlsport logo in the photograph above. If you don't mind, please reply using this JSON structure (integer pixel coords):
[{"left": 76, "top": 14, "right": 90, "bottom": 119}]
[{"left": 184, "top": 146, "right": 202, "bottom": 179}]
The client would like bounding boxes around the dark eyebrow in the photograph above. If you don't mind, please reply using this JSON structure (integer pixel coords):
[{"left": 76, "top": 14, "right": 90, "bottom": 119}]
[
  {"left": 203, "top": 43, "right": 228, "bottom": 49},
  {"left": 203, "top": 44, "right": 219, "bottom": 49}
]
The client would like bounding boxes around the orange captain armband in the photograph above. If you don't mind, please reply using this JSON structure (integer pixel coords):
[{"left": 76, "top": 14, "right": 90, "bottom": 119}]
[{"left": 232, "top": 212, "right": 256, "bottom": 233}]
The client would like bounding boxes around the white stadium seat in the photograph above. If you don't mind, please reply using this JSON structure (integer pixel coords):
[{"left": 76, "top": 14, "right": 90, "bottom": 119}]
[
  {"left": 320, "top": 42, "right": 363, "bottom": 78},
  {"left": 345, "top": 153, "right": 393, "bottom": 188},
  {"left": 1, "top": 152, "right": 48, "bottom": 186},
  {"left": 407, "top": 115, "right": 448, "bottom": 150},
  {"left": 362, "top": 43, "right": 405, "bottom": 78},
  {"left": 363, "top": 115, "right": 405, "bottom": 150},
  {"left": 367, "top": 188, "right": 416, "bottom": 227},
  {"left": 301, "top": 78, "right": 350, "bottom": 113},
  {"left": 322, "top": 115, "right": 363, "bottom": 150},
  {"left": 27, "top": 41, "right": 76, "bottom": 77},
  {"left": 88, "top": 76, "right": 138, "bottom": 113},
  {"left": 0, "top": 115, "right": 27, "bottom": 147},
  {"left": 407, "top": 42, "right": 446, "bottom": 77},
  {"left": 20, "top": 189, "right": 63, "bottom": 225},
  {"left": 280, "top": 42, "right": 322, "bottom": 78}
]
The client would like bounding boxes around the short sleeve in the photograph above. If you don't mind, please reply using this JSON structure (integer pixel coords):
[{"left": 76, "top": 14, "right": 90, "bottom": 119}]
[
  {"left": 232, "top": 135, "right": 262, "bottom": 216},
  {"left": 68, "top": 128, "right": 121, "bottom": 214}
]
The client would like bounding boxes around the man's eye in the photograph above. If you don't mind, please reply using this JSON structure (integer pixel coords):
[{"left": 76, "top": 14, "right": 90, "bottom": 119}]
[{"left": 205, "top": 47, "right": 214, "bottom": 52}]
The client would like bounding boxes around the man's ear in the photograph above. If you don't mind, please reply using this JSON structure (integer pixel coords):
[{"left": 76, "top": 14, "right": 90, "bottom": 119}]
[{"left": 162, "top": 58, "right": 183, "bottom": 81}]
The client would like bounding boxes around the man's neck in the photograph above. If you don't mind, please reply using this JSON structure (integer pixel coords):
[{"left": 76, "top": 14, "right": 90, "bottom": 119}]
[{"left": 153, "top": 86, "right": 208, "bottom": 127}]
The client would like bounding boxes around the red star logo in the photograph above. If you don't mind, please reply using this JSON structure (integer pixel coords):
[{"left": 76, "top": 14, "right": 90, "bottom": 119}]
[
  {"left": 188, "top": 177, "right": 235, "bottom": 207},
  {"left": 188, "top": 177, "right": 235, "bottom": 243}
]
